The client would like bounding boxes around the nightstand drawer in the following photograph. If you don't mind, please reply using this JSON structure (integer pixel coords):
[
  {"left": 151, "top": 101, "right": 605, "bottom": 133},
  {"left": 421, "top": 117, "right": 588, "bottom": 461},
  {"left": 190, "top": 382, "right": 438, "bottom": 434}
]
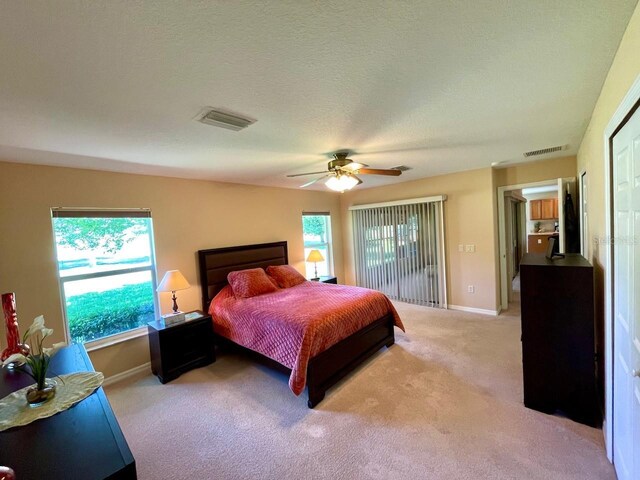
[
  {"left": 163, "top": 323, "right": 212, "bottom": 369},
  {"left": 148, "top": 312, "right": 215, "bottom": 384}
]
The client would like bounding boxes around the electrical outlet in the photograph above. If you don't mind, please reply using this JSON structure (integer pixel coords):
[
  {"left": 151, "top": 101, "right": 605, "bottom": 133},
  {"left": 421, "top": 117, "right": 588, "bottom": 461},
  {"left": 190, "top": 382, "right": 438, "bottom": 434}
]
[
  {"left": 458, "top": 244, "right": 464, "bottom": 252},
  {"left": 467, "top": 285, "right": 475, "bottom": 293},
  {"left": 465, "top": 244, "right": 476, "bottom": 253}
]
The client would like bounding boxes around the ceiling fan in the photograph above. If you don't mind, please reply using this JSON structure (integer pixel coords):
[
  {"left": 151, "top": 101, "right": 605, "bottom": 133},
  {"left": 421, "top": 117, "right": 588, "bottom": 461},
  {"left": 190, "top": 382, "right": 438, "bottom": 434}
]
[{"left": 287, "top": 152, "right": 402, "bottom": 192}]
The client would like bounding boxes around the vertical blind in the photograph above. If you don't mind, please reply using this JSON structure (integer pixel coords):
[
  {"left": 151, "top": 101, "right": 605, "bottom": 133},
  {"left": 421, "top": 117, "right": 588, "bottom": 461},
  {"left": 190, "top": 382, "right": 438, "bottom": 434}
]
[{"left": 350, "top": 196, "right": 447, "bottom": 307}]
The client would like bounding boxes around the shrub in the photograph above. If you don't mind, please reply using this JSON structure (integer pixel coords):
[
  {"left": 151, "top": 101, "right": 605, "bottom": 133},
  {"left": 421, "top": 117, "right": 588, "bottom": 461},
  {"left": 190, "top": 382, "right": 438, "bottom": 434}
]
[{"left": 66, "top": 282, "right": 155, "bottom": 343}]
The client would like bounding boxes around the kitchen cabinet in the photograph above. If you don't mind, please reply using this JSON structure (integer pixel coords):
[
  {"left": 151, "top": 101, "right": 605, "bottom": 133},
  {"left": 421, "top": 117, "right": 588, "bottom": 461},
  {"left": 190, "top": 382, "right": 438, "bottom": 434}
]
[
  {"left": 528, "top": 233, "right": 554, "bottom": 254},
  {"left": 530, "top": 198, "right": 558, "bottom": 220},
  {"left": 530, "top": 200, "right": 542, "bottom": 220},
  {"left": 541, "top": 199, "right": 555, "bottom": 219}
]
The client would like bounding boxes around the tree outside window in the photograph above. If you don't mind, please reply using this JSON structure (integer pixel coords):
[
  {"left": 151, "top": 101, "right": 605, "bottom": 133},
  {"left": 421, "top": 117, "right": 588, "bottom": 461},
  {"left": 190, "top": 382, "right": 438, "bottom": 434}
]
[
  {"left": 52, "top": 211, "right": 158, "bottom": 344},
  {"left": 302, "top": 214, "right": 332, "bottom": 278}
]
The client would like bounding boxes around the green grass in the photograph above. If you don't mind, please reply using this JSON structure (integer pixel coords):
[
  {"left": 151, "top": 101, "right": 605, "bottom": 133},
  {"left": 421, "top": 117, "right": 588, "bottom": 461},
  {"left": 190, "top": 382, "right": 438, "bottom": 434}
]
[{"left": 66, "top": 282, "right": 155, "bottom": 343}]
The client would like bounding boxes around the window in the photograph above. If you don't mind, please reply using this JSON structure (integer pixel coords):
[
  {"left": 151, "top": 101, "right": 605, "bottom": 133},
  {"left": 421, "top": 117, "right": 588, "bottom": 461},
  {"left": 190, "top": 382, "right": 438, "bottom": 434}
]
[
  {"left": 51, "top": 209, "right": 158, "bottom": 346},
  {"left": 302, "top": 213, "right": 332, "bottom": 278}
]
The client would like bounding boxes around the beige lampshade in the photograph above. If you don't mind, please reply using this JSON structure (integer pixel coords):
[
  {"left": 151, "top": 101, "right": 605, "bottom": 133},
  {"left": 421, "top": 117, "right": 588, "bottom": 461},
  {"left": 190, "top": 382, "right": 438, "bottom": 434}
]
[
  {"left": 306, "top": 250, "right": 325, "bottom": 263},
  {"left": 156, "top": 270, "right": 190, "bottom": 292}
]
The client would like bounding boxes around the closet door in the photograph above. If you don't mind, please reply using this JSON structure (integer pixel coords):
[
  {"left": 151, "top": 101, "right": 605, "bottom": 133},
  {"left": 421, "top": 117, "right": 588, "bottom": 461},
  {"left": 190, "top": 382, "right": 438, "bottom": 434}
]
[{"left": 612, "top": 105, "right": 640, "bottom": 480}]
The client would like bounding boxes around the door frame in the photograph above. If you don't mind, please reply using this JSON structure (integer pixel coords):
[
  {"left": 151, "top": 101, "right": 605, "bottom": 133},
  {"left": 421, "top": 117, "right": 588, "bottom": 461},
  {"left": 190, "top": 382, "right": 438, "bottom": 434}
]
[
  {"left": 497, "top": 180, "right": 561, "bottom": 310},
  {"left": 579, "top": 169, "right": 588, "bottom": 258},
  {"left": 602, "top": 72, "right": 640, "bottom": 462}
]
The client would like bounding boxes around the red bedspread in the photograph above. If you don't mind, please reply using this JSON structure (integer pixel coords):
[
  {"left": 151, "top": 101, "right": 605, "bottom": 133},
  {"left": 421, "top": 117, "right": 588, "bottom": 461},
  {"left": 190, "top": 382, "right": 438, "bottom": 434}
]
[{"left": 209, "top": 281, "right": 404, "bottom": 395}]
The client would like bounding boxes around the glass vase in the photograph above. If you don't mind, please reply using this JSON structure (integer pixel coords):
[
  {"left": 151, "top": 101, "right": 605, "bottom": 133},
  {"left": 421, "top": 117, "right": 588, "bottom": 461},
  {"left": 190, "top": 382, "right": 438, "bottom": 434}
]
[{"left": 26, "top": 378, "right": 57, "bottom": 407}]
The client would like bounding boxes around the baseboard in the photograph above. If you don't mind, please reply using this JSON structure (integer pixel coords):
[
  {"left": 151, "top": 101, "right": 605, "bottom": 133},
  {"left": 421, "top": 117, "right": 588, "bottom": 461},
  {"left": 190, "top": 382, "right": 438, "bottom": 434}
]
[
  {"left": 103, "top": 362, "right": 151, "bottom": 387},
  {"left": 448, "top": 304, "right": 500, "bottom": 316}
]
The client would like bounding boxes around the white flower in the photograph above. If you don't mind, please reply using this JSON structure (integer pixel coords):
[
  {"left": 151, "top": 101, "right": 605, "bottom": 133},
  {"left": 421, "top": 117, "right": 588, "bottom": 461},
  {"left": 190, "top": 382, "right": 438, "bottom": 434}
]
[
  {"left": 41, "top": 327, "right": 54, "bottom": 338},
  {"left": 2, "top": 353, "right": 27, "bottom": 367},
  {"left": 42, "top": 342, "right": 66, "bottom": 358},
  {"left": 24, "top": 315, "right": 46, "bottom": 337}
]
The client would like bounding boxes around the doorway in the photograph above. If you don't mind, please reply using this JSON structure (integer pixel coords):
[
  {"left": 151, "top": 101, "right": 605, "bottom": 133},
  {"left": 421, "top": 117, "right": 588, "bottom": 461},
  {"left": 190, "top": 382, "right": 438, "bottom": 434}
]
[
  {"left": 497, "top": 178, "right": 573, "bottom": 311},
  {"left": 504, "top": 192, "right": 526, "bottom": 304}
]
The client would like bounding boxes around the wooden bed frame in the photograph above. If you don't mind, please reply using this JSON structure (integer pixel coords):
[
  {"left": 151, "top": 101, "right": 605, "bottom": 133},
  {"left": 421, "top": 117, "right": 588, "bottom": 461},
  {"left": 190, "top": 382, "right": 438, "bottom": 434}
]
[{"left": 197, "top": 241, "right": 396, "bottom": 408}]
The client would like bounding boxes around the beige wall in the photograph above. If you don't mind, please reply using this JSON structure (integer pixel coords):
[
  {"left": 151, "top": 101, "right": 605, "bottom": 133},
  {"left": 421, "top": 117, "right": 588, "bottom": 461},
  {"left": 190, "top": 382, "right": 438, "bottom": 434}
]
[
  {"left": 578, "top": 2, "right": 640, "bottom": 267},
  {"left": 493, "top": 155, "right": 577, "bottom": 187},
  {"left": 0, "top": 161, "right": 343, "bottom": 377},
  {"left": 340, "top": 158, "right": 578, "bottom": 313},
  {"left": 576, "top": 1, "right": 640, "bottom": 392},
  {"left": 340, "top": 168, "right": 499, "bottom": 312}
]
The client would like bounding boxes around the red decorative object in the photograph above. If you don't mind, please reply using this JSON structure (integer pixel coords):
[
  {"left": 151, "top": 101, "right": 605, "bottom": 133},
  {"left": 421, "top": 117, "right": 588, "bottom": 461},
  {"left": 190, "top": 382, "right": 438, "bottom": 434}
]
[
  {"left": 0, "top": 466, "right": 16, "bottom": 480},
  {"left": 1, "top": 292, "right": 30, "bottom": 363}
]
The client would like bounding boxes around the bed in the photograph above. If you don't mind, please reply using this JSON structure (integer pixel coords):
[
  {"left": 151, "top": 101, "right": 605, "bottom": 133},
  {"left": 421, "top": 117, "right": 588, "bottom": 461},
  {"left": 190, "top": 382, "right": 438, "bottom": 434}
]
[{"left": 198, "top": 241, "right": 403, "bottom": 408}]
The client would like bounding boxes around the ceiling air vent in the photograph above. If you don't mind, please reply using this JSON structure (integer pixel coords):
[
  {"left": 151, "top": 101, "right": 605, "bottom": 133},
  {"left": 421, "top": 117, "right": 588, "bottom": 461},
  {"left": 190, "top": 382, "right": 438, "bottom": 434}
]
[
  {"left": 196, "top": 107, "right": 256, "bottom": 131},
  {"left": 523, "top": 145, "right": 565, "bottom": 158},
  {"left": 391, "top": 165, "right": 412, "bottom": 171}
]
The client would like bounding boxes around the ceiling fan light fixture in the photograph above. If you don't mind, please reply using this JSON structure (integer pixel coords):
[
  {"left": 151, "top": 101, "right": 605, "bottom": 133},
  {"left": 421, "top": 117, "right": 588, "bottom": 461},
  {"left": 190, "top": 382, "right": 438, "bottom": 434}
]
[{"left": 325, "top": 174, "right": 360, "bottom": 192}]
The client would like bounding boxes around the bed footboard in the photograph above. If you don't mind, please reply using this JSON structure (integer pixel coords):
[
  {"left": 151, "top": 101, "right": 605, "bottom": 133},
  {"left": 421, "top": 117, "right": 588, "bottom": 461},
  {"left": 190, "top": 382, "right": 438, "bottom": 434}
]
[
  {"left": 213, "top": 313, "right": 396, "bottom": 408},
  {"left": 306, "top": 313, "right": 395, "bottom": 408}
]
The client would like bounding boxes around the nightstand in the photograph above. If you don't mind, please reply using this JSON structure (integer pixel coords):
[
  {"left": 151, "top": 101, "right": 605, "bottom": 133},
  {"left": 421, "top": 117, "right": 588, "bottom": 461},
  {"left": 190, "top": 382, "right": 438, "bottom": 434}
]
[
  {"left": 148, "top": 311, "right": 215, "bottom": 384},
  {"left": 318, "top": 276, "right": 337, "bottom": 284}
]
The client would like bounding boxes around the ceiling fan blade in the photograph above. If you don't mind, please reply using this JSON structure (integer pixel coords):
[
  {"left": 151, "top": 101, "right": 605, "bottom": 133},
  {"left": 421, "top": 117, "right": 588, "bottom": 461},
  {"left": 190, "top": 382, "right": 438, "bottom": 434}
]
[
  {"left": 287, "top": 171, "right": 329, "bottom": 178},
  {"left": 300, "top": 174, "right": 331, "bottom": 188},
  {"left": 341, "top": 162, "right": 368, "bottom": 171},
  {"left": 357, "top": 168, "right": 402, "bottom": 176},
  {"left": 352, "top": 174, "right": 363, "bottom": 186}
]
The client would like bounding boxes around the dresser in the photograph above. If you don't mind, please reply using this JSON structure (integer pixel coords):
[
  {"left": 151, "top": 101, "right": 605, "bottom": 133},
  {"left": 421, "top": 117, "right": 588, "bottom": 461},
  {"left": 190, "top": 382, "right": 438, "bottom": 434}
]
[
  {"left": 519, "top": 253, "right": 601, "bottom": 427},
  {"left": 0, "top": 344, "right": 136, "bottom": 479}
]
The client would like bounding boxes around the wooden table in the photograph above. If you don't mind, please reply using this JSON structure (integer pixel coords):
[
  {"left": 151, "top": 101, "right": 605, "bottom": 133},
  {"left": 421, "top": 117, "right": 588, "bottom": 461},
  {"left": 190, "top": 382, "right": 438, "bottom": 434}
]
[{"left": 0, "top": 344, "right": 136, "bottom": 479}]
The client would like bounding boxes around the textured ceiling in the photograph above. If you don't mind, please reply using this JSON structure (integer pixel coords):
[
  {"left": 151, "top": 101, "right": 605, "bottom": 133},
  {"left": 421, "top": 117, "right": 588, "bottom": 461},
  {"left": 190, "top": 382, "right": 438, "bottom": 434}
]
[{"left": 0, "top": 0, "right": 637, "bottom": 190}]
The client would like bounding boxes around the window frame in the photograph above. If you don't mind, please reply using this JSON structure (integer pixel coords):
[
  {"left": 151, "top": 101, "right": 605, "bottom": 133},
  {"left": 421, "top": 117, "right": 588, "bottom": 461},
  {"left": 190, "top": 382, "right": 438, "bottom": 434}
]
[
  {"left": 302, "top": 212, "right": 333, "bottom": 277},
  {"left": 51, "top": 208, "right": 159, "bottom": 350}
]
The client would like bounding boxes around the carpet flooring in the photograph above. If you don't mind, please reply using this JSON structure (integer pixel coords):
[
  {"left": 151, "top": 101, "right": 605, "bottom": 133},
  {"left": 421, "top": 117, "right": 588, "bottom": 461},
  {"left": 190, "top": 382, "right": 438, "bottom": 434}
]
[{"left": 105, "top": 301, "right": 614, "bottom": 480}]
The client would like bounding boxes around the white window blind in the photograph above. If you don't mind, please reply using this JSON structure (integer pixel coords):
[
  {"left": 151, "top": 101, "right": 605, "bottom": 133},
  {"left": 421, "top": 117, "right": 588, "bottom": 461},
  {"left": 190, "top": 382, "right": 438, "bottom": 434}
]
[{"left": 350, "top": 197, "right": 447, "bottom": 307}]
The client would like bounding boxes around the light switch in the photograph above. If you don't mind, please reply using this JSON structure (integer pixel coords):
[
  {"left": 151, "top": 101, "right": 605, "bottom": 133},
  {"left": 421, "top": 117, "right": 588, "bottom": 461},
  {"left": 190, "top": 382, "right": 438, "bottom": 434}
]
[
  {"left": 465, "top": 244, "right": 475, "bottom": 253},
  {"left": 458, "top": 244, "right": 464, "bottom": 252}
]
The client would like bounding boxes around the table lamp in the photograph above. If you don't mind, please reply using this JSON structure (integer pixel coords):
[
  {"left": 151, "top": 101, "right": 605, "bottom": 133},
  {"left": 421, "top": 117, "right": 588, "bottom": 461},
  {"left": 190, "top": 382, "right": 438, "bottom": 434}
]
[
  {"left": 157, "top": 270, "right": 190, "bottom": 314},
  {"left": 306, "top": 250, "right": 324, "bottom": 281}
]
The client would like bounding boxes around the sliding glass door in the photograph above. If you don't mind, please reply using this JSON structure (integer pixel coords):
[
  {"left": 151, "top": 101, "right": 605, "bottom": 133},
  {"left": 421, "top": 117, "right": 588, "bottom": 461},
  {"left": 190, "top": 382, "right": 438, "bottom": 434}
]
[{"left": 351, "top": 198, "right": 446, "bottom": 307}]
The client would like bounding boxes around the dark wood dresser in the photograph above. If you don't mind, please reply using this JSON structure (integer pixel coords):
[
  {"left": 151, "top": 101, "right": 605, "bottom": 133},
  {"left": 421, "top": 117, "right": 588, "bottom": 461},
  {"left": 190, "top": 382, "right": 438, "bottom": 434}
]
[
  {"left": 0, "top": 344, "right": 136, "bottom": 479},
  {"left": 520, "top": 253, "right": 601, "bottom": 427}
]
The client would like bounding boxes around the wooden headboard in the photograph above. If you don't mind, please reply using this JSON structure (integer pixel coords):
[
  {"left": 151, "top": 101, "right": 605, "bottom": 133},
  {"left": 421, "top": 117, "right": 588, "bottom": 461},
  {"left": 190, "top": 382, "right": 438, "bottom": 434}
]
[{"left": 197, "top": 241, "right": 288, "bottom": 311}]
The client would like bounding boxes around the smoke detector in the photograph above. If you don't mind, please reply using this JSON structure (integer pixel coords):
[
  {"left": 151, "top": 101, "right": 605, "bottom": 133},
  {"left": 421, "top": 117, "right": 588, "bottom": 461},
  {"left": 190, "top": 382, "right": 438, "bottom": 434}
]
[
  {"left": 196, "top": 107, "right": 257, "bottom": 131},
  {"left": 523, "top": 145, "right": 566, "bottom": 158}
]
